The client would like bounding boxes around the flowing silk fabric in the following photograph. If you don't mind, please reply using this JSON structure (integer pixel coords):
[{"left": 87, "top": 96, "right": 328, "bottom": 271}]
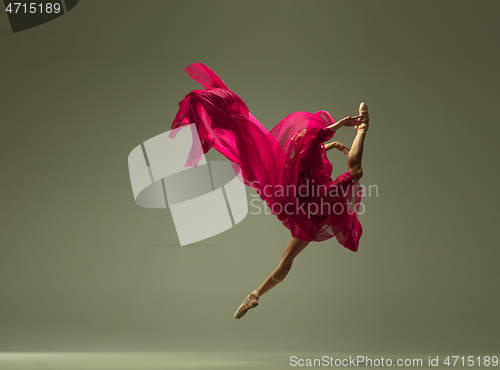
[{"left": 169, "top": 63, "right": 362, "bottom": 251}]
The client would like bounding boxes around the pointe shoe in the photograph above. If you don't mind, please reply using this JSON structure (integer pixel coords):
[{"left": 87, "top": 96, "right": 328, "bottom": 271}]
[
  {"left": 234, "top": 291, "right": 260, "bottom": 319},
  {"left": 355, "top": 102, "right": 369, "bottom": 132}
]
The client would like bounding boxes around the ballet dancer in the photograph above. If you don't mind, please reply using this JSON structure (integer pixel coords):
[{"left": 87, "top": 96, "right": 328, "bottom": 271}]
[{"left": 168, "top": 63, "right": 367, "bottom": 319}]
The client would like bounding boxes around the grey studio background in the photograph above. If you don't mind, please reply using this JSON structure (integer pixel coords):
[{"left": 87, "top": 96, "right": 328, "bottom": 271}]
[{"left": 1, "top": 1, "right": 499, "bottom": 369}]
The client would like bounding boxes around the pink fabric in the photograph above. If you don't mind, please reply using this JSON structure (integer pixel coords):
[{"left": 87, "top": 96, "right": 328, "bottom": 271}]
[{"left": 169, "top": 63, "right": 363, "bottom": 251}]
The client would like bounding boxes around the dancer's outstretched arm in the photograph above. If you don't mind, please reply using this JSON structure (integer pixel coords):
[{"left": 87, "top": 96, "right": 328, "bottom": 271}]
[
  {"left": 323, "top": 115, "right": 363, "bottom": 154},
  {"left": 323, "top": 114, "right": 364, "bottom": 154},
  {"left": 300, "top": 115, "right": 359, "bottom": 163},
  {"left": 324, "top": 109, "right": 368, "bottom": 182},
  {"left": 325, "top": 141, "right": 350, "bottom": 154},
  {"left": 327, "top": 115, "right": 364, "bottom": 132}
]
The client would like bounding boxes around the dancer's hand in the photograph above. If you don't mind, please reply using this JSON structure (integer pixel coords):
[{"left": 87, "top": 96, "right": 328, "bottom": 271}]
[
  {"left": 325, "top": 141, "right": 350, "bottom": 154},
  {"left": 338, "top": 115, "right": 364, "bottom": 127}
]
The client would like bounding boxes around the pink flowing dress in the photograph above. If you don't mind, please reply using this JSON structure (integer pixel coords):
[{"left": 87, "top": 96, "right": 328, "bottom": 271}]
[{"left": 169, "top": 63, "right": 363, "bottom": 251}]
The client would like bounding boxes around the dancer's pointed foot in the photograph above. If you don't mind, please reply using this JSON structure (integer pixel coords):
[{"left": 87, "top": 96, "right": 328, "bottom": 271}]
[
  {"left": 355, "top": 102, "right": 369, "bottom": 133},
  {"left": 234, "top": 290, "right": 260, "bottom": 319}
]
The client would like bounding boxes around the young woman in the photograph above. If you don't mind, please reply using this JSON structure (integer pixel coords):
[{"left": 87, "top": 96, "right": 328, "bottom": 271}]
[{"left": 169, "top": 63, "right": 368, "bottom": 319}]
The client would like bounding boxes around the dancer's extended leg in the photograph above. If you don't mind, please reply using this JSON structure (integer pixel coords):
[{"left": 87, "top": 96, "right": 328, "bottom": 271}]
[
  {"left": 234, "top": 237, "right": 310, "bottom": 319},
  {"left": 256, "top": 237, "right": 310, "bottom": 296},
  {"left": 348, "top": 102, "right": 369, "bottom": 183}
]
